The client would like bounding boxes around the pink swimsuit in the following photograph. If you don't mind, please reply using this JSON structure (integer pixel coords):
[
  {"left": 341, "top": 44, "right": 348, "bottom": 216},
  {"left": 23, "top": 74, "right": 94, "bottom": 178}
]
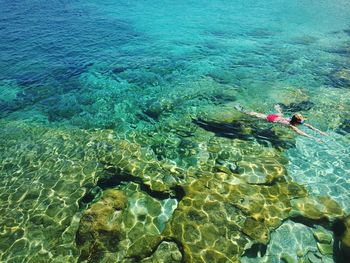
[{"left": 266, "top": 114, "right": 279, "bottom": 122}]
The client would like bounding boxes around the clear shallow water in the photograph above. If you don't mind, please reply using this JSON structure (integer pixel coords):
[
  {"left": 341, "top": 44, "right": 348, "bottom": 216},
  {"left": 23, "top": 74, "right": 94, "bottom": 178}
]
[{"left": 1, "top": 0, "right": 350, "bottom": 262}]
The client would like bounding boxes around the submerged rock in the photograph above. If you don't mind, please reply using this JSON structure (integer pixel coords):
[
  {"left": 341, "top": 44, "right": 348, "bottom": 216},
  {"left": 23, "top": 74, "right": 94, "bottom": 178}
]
[
  {"left": 336, "top": 119, "right": 350, "bottom": 135},
  {"left": 76, "top": 189, "right": 127, "bottom": 261},
  {"left": 290, "top": 196, "right": 344, "bottom": 223},
  {"left": 241, "top": 220, "right": 334, "bottom": 263},
  {"left": 96, "top": 138, "right": 184, "bottom": 193},
  {"left": 76, "top": 181, "right": 178, "bottom": 262},
  {"left": 140, "top": 241, "right": 182, "bottom": 263},
  {"left": 237, "top": 153, "right": 288, "bottom": 185},
  {"left": 340, "top": 215, "right": 350, "bottom": 259},
  {"left": 2, "top": 97, "right": 347, "bottom": 263},
  {"left": 307, "top": 251, "right": 323, "bottom": 263},
  {"left": 279, "top": 100, "right": 315, "bottom": 113},
  {"left": 48, "top": 95, "right": 82, "bottom": 121},
  {"left": 313, "top": 229, "right": 333, "bottom": 244},
  {"left": 143, "top": 98, "right": 174, "bottom": 119},
  {"left": 328, "top": 68, "right": 350, "bottom": 88},
  {"left": 316, "top": 242, "right": 333, "bottom": 256},
  {"left": 280, "top": 252, "right": 296, "bottom": 263},
  {"left": 162, "top": 176, "right": 307, "bottom": 262},
  {"left": 0, "top": 80, "right": 24, "bottom": 117}
]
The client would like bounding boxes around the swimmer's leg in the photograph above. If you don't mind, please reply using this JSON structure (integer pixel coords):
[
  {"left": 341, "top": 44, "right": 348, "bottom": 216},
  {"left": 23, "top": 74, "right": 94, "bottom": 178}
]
[
  {"left": 245, "top": 112, "right": 267, "bottom": 119},
  {"left": 234, "top": 104, "right": 267, "bottom": 119}
]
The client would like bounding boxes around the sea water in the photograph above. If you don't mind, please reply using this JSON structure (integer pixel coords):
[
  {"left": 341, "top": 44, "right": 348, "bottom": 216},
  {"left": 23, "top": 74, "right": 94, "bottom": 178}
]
[{"left": 0, "top": 0, "right": 350, "bottom": 262}]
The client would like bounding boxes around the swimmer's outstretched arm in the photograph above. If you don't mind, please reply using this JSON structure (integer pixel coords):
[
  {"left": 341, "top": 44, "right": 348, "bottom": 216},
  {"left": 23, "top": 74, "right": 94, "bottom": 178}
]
[
  {"left": 290, "top": 125, "right": 323, "bottom": 142},
  {"left": 303, "top": 123, "right": 328, "bottom": 136}
]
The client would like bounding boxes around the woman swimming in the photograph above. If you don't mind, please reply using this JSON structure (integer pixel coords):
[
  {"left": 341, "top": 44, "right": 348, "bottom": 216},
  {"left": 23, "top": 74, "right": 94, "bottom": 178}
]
[{"left": 235, "top": 104, "right": 328, "bottom": 142}]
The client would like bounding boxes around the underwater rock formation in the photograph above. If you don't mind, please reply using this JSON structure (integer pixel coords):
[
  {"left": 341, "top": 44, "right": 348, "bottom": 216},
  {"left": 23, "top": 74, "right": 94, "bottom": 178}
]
[
  {"left": 76, "top": 180, "right": 178, "bottom": 262},
  {"left": 95, "top": 138, "right": 185, "bottom": 193},
  {"left": 0, "top": 114, "right": 347, "bottom": 262},
  {"left": 242, "top": 221, "right": 334, "bottom": 263},
  {"left": 290, "top": 196, "right": 344, "bottom": 224},
  {"left": 340, "top": 215, "right": 350, "bottom": 259},
  {"left": 328, "top": 68, "right": 350, "bottom": 88},
  {"left": 143, "top": 98, "right": 174, "bottom": 120},
  {"left": 48, "top": 94, "right": 83, "bottom": 121},
  {"left": 336, "top": 119, "right": 350, "bottom": 135},
  {"left": 141, "top": 241, "right": 182, "bottom": 263},
  {"left": 76, "top": 189, "right": 127, "bottom": 261},
  {"left": 162, "top": 176, "right": 307, "bottom": 262},
  {"left": 0, "top": 122, "right": 183, "bottom": 262},
  {"left": 279, "top": 100, "right": 315, "bottom": 113}
]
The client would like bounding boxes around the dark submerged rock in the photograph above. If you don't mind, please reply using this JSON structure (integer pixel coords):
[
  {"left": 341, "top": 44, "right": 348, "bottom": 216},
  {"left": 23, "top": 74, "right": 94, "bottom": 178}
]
[
  {"left": 112, "top": 67, "right": 127, "bottom": 74},
  {"left": 333, "top": 215, "right": 350, "bottom": 263},
  {"left": 279, "top": 100, "right": 314, "bottom": 113},
  {"left": 48, "top": 96, "right": 82, "bottom": 121},
  {"left": 326, "top": 68, "right": 350, "bottom": 89},
  {"left": 143, "top": 99, "right": 174, "bottom": 120},
  {"left": 336, "top": 119, "right": 350, "bottom": 135}
]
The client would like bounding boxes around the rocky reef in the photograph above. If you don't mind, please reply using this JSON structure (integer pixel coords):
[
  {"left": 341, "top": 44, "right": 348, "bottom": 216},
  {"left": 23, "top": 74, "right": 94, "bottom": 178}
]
[
  {"left": 76, "top": 189, "right": 128, "bottom": 262},
  {"left": 0, "top": 94, "right": 348, "bottom": 262},
  {"left": 1, "top": 75, "right": 350, "bottom": 263},
  {"left": 162, "top": 176, "right": 307, "bottom": 262}
]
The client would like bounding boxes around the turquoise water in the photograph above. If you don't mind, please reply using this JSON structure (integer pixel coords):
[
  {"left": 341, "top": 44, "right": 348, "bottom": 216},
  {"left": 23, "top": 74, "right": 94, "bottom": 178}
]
[{"left": 1, "top": 0, "right": 350, "bottom": 262}]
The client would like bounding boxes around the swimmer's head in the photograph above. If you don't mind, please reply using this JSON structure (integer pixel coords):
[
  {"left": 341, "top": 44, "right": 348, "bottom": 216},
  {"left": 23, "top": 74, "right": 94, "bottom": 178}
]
[{"left": 290, "top": 113, "right": 306, "bottom": 125}]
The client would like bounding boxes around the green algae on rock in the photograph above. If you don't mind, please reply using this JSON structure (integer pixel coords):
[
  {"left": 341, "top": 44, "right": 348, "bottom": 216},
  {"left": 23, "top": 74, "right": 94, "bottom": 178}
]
[
  {"left": 140, "top": 241, "right": 182, "bottom": 263},
  {"left": 313, "top": 229, "right": 333, "bottom": 244},
  {"left": 316, "top": 242, "right": 333, "bottom": 256},
  {"left": 290, "top": 196, "right": 344, "bottom": 223},
  {"left": 0, "top": 121, "right": 179, "bottom": 262},
  {"left": 76, "top": 182, "right": 178, "bottom": 262},
  {"left": 0, "top": 122, "right": 109, "bottom": 262},
  {"left": 76, "top": 189, "right": 127, "bottom": 261},
  {"left": 162, "top": 176, "right": 307, "bottom": 262}
]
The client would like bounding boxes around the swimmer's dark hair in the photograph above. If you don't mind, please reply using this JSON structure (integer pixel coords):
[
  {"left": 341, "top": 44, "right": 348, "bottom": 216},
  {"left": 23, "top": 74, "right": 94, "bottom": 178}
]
[{"left": 290, "top": 113, "right": 305, "bottom": 126}]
